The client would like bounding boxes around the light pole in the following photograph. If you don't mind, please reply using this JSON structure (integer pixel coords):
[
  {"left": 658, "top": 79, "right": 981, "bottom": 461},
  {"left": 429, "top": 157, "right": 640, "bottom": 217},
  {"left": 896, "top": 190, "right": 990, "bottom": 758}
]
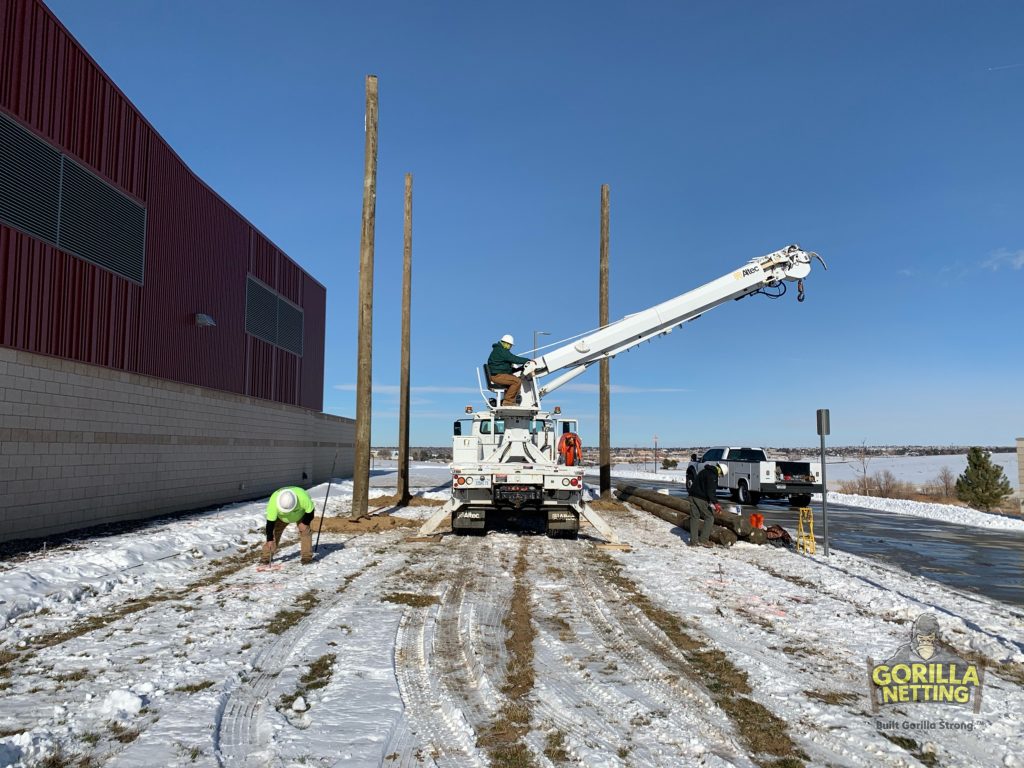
[
  {"left": 533, "top": 330, "right": 550, "bottom": 354},
  {"left": 653, "top": 434, "right": 659, "bottom": 472}
]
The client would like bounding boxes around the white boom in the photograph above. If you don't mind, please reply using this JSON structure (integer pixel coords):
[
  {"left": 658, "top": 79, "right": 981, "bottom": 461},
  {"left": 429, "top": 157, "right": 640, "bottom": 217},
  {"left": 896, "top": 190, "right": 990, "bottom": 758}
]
[
  {"left": 519, "top": 244, "right": 825, "bottom": 408},
  {"left": 417, "top": 242, "right": 824, "bottom": 541}
]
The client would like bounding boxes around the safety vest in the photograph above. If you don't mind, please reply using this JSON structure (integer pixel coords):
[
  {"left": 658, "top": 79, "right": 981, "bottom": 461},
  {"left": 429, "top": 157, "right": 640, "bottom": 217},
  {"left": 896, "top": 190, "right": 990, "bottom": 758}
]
[{"left": 558, "top": 433, "right": 583, "bottom": 466}]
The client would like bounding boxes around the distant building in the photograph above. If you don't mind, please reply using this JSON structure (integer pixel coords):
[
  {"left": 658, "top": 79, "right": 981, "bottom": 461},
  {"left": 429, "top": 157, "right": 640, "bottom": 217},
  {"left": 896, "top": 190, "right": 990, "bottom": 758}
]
[{"left": 0, "top": 0, "right": 352, "bottom": 542}]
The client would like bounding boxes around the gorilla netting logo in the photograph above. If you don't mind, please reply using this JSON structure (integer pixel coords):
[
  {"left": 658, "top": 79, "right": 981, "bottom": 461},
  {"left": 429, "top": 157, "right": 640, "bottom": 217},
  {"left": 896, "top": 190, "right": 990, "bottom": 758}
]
[{"left": 868, "top": 613, "right": 984, "bottom": 713}]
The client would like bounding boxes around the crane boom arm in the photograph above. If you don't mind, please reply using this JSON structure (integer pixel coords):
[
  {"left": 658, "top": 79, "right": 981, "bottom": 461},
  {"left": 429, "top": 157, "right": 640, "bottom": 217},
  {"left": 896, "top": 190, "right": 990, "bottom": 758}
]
[{"left": 530, "top": 244, "right": 824, "bottom": 398}]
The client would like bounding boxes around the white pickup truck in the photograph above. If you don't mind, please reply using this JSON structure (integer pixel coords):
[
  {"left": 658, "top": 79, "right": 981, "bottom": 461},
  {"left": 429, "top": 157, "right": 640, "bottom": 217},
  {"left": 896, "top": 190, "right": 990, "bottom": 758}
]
[{"left": 686, "top": 447, "right": 822, "bottom": 507}]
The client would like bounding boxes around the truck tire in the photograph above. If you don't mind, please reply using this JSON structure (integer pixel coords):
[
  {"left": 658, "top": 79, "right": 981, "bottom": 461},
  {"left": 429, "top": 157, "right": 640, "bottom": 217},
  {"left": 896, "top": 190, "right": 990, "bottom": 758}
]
[
  {"left": 790, "top": 494, "right": 812, "bottom": 508},
  {"left": 736, "top": 480, "right": 759, "bottom": 506},
  {"left": 686, "top": 470, "right": 695, "bottom": 491}
]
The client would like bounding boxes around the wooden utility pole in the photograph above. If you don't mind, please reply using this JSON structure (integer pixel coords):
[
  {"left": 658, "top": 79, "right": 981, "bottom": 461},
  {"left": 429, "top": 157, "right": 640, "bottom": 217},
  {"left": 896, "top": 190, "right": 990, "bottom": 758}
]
[
  {"left": 599, "top": 184, "right": 611, "bottom": 498},
  {"left": 397, "top": 173, "right": 413, "bottom": 505},
  {"left": 352, "top": 75, "right": 379, "bottom": 519}
]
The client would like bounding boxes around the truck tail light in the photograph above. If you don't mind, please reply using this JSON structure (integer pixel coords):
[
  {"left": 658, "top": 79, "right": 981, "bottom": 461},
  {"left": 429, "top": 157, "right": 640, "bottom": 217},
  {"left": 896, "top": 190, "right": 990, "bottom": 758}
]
[
  {"left": 456, "top": 476, "right": 466, "bottom": 485},
  {"left": 570, "top": 478, "right": 580, "bottom": 487}
]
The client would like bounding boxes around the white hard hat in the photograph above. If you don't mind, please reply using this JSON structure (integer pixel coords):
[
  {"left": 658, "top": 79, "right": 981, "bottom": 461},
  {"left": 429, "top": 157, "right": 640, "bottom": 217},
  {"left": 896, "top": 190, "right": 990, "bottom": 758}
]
[
  {"left": 500, "top": 334, "right": 514, "bottom": 345},
  {"left": 278, "top": 489, "right": 298, "bottom": 513},
  {"left": 715, "top": 464, "right": 728, "bottom": 477}
]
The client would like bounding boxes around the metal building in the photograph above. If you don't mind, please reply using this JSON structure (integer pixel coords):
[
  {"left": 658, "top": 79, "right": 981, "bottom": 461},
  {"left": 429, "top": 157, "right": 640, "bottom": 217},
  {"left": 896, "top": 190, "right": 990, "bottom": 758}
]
[{"left": 0, "top": 0, "right": 353, "bottom": 542}]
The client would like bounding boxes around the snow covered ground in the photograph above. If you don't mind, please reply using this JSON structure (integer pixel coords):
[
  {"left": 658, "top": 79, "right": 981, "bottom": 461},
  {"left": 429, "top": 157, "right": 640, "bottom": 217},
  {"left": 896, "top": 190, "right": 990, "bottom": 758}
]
[{"left": 1, "top": 464, "right": 1022, "bottom": 767}]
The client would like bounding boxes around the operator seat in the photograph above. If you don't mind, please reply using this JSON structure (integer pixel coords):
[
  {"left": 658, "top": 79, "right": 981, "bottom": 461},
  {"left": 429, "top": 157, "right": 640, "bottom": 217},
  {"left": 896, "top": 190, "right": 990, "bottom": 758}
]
[{"left": 481, "top": 364, "right": 504, "bottom": 406}]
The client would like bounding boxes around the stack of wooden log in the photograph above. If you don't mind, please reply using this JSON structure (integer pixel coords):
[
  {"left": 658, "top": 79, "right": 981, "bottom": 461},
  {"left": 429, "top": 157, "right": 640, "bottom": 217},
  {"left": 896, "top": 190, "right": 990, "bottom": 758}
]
[{"left": 614, "top": 484, "right": 768, "bottom": 546}]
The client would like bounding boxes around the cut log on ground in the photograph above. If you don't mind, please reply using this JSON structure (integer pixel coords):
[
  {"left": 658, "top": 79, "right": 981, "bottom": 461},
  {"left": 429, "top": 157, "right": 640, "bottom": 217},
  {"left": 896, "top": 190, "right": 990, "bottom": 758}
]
[
  {"left": 616, "top": 484, "right": 753, "bottom": 537},
  {"left": 746, "top": 528, "right": 768, "bottom": 545},
  {"left": 615, "top": 485, "right": 766, "bottom": 545},
  {"left": 613, "top": 491, "right": 737, "bottom": 547}
]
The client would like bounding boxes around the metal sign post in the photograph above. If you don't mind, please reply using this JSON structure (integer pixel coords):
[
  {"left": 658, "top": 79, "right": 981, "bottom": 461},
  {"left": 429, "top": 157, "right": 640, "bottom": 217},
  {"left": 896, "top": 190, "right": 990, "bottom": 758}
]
[{"left": 817, "top": 408, "right": 830, "bottom": 556}]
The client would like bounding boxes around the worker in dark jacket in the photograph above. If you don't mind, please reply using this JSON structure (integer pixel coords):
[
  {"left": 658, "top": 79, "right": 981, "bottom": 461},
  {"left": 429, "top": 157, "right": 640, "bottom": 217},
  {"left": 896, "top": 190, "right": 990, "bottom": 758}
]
[
  {"left": 487, "top": 334, "right": 532, "bottom": 406},
  {"left": 688, "top": 463, "right": 727, "bottom": 547},
  {"left": 261, "top": 487, "right": 317, "bottom": 564}
]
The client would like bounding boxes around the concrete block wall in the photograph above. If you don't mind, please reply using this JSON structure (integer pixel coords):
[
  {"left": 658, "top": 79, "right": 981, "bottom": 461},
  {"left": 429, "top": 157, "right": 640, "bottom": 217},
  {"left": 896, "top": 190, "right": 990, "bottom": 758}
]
[{"left": 0, "top": 346, "right": 354, "bottom": 543}]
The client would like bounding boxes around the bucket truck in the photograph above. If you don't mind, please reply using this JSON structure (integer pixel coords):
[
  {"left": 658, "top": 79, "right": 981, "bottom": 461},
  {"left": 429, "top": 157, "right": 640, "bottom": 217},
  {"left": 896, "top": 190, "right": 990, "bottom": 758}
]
[{"left": 417, "top": 244, "right": 826, "bottom": 541}]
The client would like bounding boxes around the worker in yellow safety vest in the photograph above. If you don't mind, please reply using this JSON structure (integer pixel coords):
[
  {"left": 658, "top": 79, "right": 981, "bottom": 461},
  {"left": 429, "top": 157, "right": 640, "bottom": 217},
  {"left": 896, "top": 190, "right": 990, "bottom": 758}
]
[{"left": 261, "top": 487, "right": 316, "bottom": 564}]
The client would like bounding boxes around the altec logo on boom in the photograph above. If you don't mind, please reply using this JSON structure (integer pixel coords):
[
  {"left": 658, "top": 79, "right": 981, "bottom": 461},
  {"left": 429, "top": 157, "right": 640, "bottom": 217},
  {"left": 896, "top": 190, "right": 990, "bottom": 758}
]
[{"left": 867, "top": 613, "right": 984, "bottom": 713}]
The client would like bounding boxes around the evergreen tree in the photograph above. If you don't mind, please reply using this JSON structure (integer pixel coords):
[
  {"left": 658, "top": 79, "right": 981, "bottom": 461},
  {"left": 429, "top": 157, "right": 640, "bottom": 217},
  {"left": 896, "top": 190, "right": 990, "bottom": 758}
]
[{"left": 955, "top": 447, "right": 1012, "bottom": 512}]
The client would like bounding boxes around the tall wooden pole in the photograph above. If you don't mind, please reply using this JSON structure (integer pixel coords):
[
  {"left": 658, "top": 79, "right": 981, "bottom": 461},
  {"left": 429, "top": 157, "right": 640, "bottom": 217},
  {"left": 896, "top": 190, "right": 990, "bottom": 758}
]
[
  {"left": 352, "top": 75, "right": 378, "bottom": 519},
  {"left": 599, "top": 184, "right": 611, "bottom": 498},
  {"left": 397, "top": 173, "right": 413, "bottom": 505}
]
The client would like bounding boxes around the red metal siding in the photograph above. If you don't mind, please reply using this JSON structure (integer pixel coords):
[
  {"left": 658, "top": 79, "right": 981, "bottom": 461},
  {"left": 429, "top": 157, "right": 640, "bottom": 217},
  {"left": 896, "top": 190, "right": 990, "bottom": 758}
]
[
  {"left": 0, "top": 0, "right": 149, "bottom": 199},
  {"left": 300, "top": 274, "right": 326, "bottom": 409},
  {"left": 0, "top": 224, "right": 143, "bottom": 369},
  {"left": 139, "top": 138, "right": 249, "bottom": 395},
  {"left": 0, "top": 0, "right": 327, "bottom": 410}
]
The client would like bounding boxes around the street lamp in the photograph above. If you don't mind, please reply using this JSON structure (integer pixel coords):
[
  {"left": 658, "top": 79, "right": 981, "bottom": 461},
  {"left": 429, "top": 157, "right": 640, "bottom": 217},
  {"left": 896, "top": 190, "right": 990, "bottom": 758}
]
[{"left": 533, "top": 330, "right": 550, "bottom": 354}]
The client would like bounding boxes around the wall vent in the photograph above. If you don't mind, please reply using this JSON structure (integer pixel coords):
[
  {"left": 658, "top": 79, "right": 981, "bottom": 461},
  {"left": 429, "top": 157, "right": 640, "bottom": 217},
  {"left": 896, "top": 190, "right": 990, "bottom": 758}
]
[
  {"left": 0, "top": 111, "right": 61, "bottom": 245},
  {"left": 246, "top": 276, "right": 303, "bottom": 356},
  {"left": 58, "top": 157, "right": 146, "bottom": 284},
  {"left": 0, "top": 110, "right": 147, "bottom": 284}
]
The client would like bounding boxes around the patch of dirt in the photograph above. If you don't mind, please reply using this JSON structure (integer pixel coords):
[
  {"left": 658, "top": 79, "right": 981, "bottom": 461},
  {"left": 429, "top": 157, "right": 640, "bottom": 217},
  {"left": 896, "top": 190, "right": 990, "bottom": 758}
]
[
  {"left": 477, "top": 541, "right": 538, "bottom": 768},
  {"left": 368, "top": 494, "right": 445, "bottom": 509},
  {"left": 314, "top": 515, "right": 419, "bottom": 533},
  {"left": 381, "top": 593, "right": 440, "bottom": 608},
  {"left": 267, "top": 589, "right": 320, "bottom": 635},
  {"left": 588, "top": 499, "right": 627, "bottom": 513},
  {"left": 804, "top": 689, "right": 860, "bottom": 705},
  {"left": 881, "top": 732, "right": 940, "bottom": 767}
]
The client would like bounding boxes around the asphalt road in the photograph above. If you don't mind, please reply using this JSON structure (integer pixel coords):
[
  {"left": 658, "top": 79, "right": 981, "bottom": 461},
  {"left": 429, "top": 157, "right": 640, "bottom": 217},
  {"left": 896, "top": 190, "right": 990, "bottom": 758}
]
[{"left": 602, "top": 475, "right": 1024, "bottom": 608}]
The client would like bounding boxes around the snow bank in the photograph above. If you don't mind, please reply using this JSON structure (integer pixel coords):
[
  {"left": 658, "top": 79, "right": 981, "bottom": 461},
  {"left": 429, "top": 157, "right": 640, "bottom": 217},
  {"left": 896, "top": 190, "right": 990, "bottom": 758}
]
[{"left": 822, "top": 491, "right": 1024, "bottom": 531}]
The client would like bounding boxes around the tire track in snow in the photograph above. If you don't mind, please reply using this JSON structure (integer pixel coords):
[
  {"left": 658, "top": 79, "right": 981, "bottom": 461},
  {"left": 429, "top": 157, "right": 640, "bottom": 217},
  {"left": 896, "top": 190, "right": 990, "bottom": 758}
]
[
  {"left": 530, "top": 536, "right": 754, "bottom": 767},
  {"left": 216, "top": 544, "right": 389, "bottom": 767},
  {"left": 384, "top": 581, "right": 483, "bottom": 768},
  {"left": 382, "top": 536, "right": 518, "bottom": 767}
]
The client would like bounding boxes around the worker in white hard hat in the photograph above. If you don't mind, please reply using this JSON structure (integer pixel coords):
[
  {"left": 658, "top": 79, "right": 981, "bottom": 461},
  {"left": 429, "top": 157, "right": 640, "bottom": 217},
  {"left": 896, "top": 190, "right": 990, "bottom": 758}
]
[
  {"left": 486, "top": 334, "right": 532, "bottom": 406},
  {"left": 261, "top": 486, "right": 317, "bottom": 564}
]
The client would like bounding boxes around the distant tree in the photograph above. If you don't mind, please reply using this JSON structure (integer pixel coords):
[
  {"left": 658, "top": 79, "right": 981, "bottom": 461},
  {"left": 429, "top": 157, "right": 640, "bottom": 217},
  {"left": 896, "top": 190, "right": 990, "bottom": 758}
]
[
  {"left": 661, "top": 458, "right": 678, "bottom": 470},
  {"left": 956, "top": 447, "right": 1012, "bottom": 512},
  {"left": 874, "top": 470, "right": 899, "bottom": 498},
  {"left": 936, "top": 466, "right": 956, "bottom": 498},
  {"left": 855, "top": 440, "right": 872, "bottom": 495}
]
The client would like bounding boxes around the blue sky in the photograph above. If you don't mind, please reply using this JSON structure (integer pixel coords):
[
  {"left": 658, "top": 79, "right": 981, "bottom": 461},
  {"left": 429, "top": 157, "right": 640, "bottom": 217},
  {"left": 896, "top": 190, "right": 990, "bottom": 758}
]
[{"left": 49, "top": 0, "right": 1023, "bottom": 448}]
